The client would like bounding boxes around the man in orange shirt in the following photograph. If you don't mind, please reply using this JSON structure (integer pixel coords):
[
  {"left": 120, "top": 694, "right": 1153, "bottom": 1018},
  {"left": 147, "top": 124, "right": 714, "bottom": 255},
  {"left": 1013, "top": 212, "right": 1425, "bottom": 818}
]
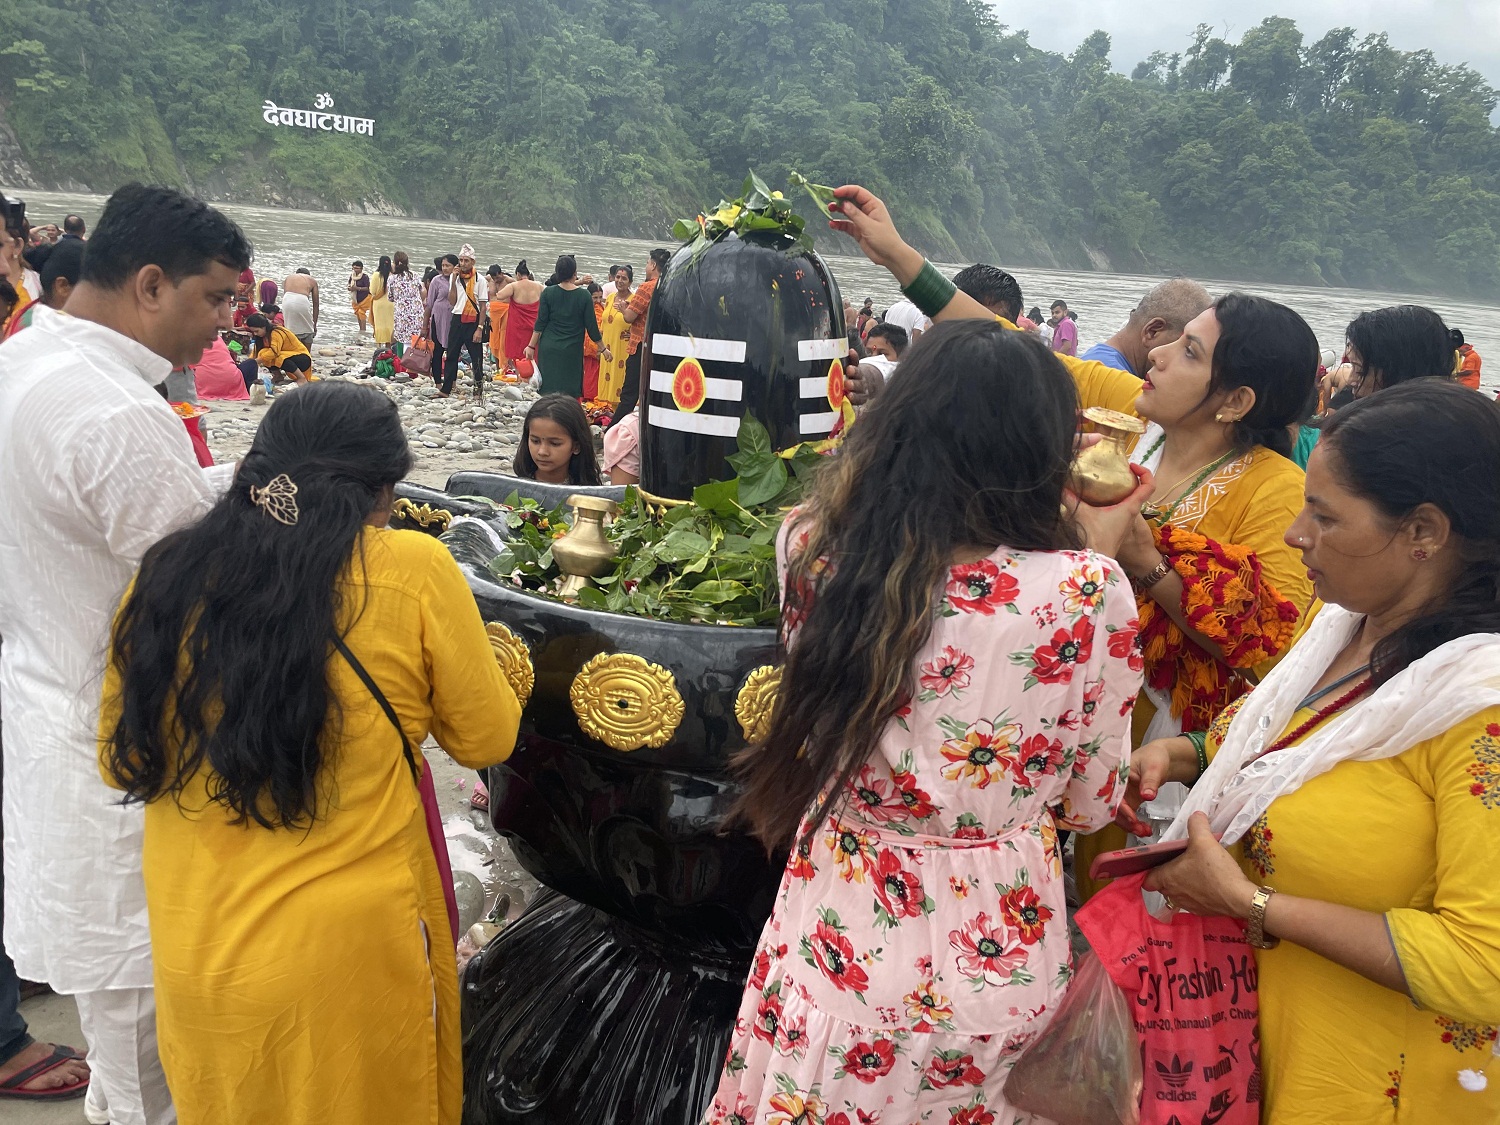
[
  {"left": 1451, "top": 328, "right": 1482, "bottom": 390},
  {"left": 608, "top": 247, "right": 671, "bottom": 428}
]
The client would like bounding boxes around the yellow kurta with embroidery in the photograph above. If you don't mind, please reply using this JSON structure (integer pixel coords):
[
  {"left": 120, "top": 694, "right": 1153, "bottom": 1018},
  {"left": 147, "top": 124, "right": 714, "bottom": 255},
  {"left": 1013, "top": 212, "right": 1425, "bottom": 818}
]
[
  {"left": 1208, "top": 701, "right": 1500, "bottom": 1124},
  {"left": 597, "top": 293, "right": 631, "bottom": 404},
  {"left": 1058, "top": 351, "right": 1316, "bottom": 900},
  {"left": 99, "top": 529, "right": 521, "bottom": 1125}
]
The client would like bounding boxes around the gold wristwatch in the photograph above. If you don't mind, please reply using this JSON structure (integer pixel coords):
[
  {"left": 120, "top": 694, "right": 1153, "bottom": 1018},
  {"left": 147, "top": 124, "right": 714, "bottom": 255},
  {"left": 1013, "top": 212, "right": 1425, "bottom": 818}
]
[{"left": 1247, "top": 885, "right": 1280, "bottom": 949}]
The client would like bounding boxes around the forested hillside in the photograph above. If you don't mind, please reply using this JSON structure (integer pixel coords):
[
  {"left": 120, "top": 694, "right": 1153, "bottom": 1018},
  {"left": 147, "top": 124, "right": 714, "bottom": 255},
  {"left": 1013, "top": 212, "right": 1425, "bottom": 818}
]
[{"left": 2, "top": 0, "right": 1498, "bottom": 297}]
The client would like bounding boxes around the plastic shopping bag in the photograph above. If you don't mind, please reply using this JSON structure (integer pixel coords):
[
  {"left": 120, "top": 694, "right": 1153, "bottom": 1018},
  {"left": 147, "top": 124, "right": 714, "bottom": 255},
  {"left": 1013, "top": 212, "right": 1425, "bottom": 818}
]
[
  {"left": 1077, "top": 874, "right": 1261, "bottom": 1125},
  {"left": 1003, "top": 950, "right": 1142, "bottom": 1125}
]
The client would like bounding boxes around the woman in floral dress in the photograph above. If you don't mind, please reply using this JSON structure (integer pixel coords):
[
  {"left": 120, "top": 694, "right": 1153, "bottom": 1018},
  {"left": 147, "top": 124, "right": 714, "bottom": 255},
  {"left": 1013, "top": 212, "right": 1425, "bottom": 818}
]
[
  {"left": 388, "top": 251, "right": 424, "bottom": 345},
  {"left": 707, "top": 321, "right": 1144, "bottom": 1125}
]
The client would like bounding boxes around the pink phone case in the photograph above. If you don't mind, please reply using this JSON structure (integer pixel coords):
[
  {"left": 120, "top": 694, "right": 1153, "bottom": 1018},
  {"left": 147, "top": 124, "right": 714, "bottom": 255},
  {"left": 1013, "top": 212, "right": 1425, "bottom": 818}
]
[{"left": 1087, "top": 838, "right": 1189, "bottom": 881}]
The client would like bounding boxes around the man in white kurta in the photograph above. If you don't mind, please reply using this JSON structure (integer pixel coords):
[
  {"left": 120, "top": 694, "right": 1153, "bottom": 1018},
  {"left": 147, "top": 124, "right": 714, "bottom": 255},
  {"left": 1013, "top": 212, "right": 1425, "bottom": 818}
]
[{"left": 0, "top": 184, "right": 248, "bottom": 1125}]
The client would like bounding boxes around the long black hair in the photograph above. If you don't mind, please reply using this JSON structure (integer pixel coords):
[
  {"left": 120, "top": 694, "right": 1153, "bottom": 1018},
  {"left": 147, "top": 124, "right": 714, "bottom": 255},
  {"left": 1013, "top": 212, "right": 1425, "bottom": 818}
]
[
  {"left": 512, "top": 393, "right": 602, "bottom": 484},
  {"left": 101, "top": 381, "right": 414, "bottom": 828},
  {"left": 1319, "top": 379, "right": 1500, "bottom": 685},
  {"left": 1346, "top": 305, "right": 1452, "bottom": 394},
  {"left": 376, "top": 254, "right": 392, "bottom": 287},
  {"left": 731, "top": 320, "right": 1082, "bottom": 848},
  {"left": 1207, "top": 292, "right": 1319, "bottom": 458}
]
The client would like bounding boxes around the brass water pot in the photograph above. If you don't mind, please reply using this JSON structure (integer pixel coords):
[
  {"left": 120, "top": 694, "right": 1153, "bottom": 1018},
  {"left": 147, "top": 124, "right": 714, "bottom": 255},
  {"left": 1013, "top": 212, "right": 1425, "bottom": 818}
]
[
  {"left": 1071, "top": 407, "right": 1147, "bottom": 506},
  {"left": 552, "top": 494, "right": 619, "bottom": 598}
]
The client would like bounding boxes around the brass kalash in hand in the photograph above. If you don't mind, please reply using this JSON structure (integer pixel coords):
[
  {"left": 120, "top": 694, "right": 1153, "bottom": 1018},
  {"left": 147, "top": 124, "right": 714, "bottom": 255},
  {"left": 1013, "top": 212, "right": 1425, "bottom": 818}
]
[{"left": 1069, "top": 407, "right": 1146, "bottom": 505}]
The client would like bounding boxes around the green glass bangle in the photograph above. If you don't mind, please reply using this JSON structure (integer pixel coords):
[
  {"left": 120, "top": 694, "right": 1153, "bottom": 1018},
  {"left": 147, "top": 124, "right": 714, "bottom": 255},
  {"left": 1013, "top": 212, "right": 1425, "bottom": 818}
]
[
  {"left": 900, "top": 260, "right": 957, "bottom": 319},
  {"left": 1185, "top": 731, "right": 1209, "bottom": 777}
]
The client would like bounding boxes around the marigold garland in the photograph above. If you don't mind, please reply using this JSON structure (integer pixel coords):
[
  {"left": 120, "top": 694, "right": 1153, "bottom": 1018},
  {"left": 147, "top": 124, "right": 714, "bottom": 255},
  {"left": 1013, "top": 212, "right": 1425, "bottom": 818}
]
[{"left": 1136, "top": 522, "right": 1301, "bottom": 731}]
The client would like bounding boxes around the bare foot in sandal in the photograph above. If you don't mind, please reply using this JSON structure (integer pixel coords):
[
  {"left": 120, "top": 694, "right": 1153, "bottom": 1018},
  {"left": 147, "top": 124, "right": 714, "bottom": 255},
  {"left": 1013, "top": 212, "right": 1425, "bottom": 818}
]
[{"left": 0, "top": 1040, "right": 90, "bottom": 1100}]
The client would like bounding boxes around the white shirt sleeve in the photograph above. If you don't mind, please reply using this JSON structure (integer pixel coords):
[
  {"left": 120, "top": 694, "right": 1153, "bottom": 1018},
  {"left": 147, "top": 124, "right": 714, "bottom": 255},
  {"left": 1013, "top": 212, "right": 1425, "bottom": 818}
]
[{"left": 71, "top": 402, "right": 219, "bottom": 563}]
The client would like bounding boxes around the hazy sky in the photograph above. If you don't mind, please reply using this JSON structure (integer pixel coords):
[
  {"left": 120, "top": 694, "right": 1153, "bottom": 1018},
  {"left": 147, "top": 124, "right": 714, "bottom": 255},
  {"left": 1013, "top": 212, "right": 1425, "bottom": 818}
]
[{"left": 1010, "top": 0, "right": 1500, "bottom": 89}]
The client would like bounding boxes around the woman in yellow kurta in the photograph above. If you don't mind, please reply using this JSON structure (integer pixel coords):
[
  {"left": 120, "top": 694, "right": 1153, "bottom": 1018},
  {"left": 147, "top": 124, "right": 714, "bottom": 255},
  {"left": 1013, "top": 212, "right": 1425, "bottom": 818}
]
[
  {"left": 1051, "top": 298, "right": 1318, "bottom": 898},
  {"left": 98, "top": 382, "right": 520, "bottom": 1125},
  {"left": 371, "top": 255, "right": 395, "bottom": 346},
  {"left": 596, "top": 265, "right": 633, "bottom": 404},
  {"left": 246, "top": 312, "right": 314, "bottom": 383},
  {"left": 1133, "top": 380, "right": 1500, "bottom": 1122}
]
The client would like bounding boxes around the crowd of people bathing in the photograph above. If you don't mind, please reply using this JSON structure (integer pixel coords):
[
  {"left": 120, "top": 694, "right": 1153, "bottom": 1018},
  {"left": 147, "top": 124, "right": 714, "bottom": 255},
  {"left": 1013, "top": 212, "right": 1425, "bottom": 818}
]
[{"left": 0, "top": 180, "right": 1496, "bottom": 1125}]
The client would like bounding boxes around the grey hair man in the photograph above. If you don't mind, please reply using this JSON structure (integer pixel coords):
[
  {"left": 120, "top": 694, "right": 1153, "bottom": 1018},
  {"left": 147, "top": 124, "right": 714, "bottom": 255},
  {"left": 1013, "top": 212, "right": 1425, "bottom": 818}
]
[{"left": 1079, "top": 277, "right": 1213, "bottom": 376}]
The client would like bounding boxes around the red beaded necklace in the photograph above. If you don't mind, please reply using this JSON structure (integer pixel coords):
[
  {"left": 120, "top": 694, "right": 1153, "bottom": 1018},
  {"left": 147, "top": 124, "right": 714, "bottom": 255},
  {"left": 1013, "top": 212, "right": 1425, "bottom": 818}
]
[{"left": 1253, "top": 677, "right": 1374, "bottom": 762}]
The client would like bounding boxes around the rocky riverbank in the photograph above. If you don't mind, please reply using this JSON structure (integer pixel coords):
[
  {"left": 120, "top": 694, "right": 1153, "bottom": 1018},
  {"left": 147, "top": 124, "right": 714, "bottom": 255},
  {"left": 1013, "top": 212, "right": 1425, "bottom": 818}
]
[{"left": 200, "top": 339, "right": 553, "bottom": 490}]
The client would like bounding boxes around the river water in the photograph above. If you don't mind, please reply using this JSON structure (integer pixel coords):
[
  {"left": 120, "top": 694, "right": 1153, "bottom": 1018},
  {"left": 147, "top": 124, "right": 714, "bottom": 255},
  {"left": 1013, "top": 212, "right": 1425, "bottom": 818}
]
[{"left": 25, "top": 189, "right": 1500, "bottom": 390}]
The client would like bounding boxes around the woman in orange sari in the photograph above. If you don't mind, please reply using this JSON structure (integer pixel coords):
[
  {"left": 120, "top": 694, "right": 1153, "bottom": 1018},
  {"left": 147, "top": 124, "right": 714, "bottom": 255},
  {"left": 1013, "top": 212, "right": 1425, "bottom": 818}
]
[{"left": 824, "top": 185, "right": 1320, "bottom": 898}]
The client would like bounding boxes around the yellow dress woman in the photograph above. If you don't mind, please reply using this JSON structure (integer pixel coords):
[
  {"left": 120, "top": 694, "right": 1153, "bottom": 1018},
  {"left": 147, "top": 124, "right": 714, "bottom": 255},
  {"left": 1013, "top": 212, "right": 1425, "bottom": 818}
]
[
  {"left": 1063, "top": 299, "right": 1317, "bottom": 900},
  {"left": 597, "top": 270, "right": 633, "bottom": 404},
  {"left": 371, "top": 255, "right": 395, "bottom": 346},
  {"left": 1138, "top": 381, "right": 1500, "bottom": 1123},
  {"left": 98, "top": 382, "right": 521, "bottom": 1125}
]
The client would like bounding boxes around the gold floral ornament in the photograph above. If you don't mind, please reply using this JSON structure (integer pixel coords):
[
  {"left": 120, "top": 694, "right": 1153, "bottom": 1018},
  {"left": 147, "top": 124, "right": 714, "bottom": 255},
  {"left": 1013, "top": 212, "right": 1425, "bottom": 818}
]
[
  {"left": 391, "top": 497, "right": 453, "bottom": 532},
  {"left": 735, "top": 665, "right": 783, "bottom": 744},
  {"left": 485, "top": 621, "right": 534, "bottom": 708},
  {"left": 249, "top": 474, "right": 299, "bottom": 526},
  {"left": 569, "top": 653, "right": 684, "bottom": 751}
]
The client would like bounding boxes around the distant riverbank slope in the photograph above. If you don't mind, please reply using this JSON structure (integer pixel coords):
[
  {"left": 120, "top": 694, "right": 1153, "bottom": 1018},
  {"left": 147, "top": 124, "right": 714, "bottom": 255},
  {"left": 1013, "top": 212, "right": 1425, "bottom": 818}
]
[{"left": 3, "top": 1, "right": 1497, "bottom": 299}]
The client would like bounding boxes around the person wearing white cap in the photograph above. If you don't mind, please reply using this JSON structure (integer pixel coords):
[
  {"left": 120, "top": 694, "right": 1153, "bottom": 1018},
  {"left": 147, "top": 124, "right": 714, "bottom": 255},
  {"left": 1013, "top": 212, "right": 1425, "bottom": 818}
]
[{"left": 442, "top": 244, "right": 488, "bottom": 399}]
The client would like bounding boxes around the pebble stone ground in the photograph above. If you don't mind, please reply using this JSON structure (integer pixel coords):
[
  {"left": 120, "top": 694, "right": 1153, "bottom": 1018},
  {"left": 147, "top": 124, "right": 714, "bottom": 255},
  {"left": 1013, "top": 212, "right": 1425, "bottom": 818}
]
[{"left": 202, "top": 340, "right": 551, "bottom": 490}]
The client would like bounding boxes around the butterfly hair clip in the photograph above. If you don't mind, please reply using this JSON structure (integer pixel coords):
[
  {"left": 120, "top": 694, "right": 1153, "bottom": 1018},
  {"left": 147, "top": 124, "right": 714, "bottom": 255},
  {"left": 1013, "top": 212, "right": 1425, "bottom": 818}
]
[{"left": 249, "top": 474, "right": 300, "bottom": 526}]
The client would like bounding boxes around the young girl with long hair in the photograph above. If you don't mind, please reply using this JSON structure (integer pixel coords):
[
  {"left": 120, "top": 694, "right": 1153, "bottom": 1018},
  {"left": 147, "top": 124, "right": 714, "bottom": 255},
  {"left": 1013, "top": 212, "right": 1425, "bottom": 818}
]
[
  {"left": 512, "top": 393, "right": 602, "bottom": 485},
  {"left": 706, "top": 321, "right": 1143, "bottom": 1124},
  {"left": 98, "top": 381, "right": 519, "bottom": 1125}
]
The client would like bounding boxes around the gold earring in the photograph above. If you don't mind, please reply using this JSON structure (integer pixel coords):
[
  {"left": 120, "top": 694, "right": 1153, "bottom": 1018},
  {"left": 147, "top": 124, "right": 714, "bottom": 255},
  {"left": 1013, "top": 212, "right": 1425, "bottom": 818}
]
[{"left": 1215, "top": 413, "right": 1224, "bottom": 422}]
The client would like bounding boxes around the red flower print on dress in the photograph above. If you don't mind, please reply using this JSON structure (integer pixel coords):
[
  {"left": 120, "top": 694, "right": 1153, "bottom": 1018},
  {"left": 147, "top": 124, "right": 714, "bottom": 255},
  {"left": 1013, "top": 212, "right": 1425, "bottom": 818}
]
[
  {"left": 873, "top": 849, "right": 931, "bottom": 927},
  {"left": 919, "top": 646, "right": 975, "bottom": 700},
  {"left": 923, "top": 1047, "right": 985, "bottom": 1088},
  {"left": 1010, "top": 733, "right": 1068, "bottom": 790},
  {"left": 904, "top": 981, "right": 956, "bottom": 1031},
  {"left": 946, "top": 1100, "right": 996, "bottom": 1125},
  {"left": 949, "top": 913, "right": 1031, "bottom": 988},
  {"left": 837, "top": 1037, "right": 898, "bottom": 1083},
  {"left": 944, "top": 560, "right": 1019, "bottom": 615},
  {"left": 949, "top": 875, "right": 971, "bottom": 899},
  {"left": 800, "top": 908, "right": 871, "bottom": 998},
  {"left": 997, "top": 884, "right": 1053, "bottom": 945},
  {"left": 753, "top": 983, "right": 784, "bottom": 1045},
  {"left": 788, "top": 837, "right": 816, "bottom": 881},
  {"left": 914, "top": 954, "right": 935, "bottom": 976},
  {"left": 891, "top": 757, "right": 937, "bottom": 820},
  {"left": 1080, "top": 679, "right": 1105, "bottom": 726},
  {"left": 749, "top": 943, "right": 786, "bottom": 991},
  {"left": 1107, "top": 621, "right": 1145, "bottom": 671},
  {"left": 774, "top": 1009, "right": 808, "bottom": 1057},
  {"left": 1013, "top": 617, "right": 1094, "bottom": 686},
  {"left": 939, "top": 718, "right": 1020, "bottom": 789},
  {"left": 1059, "top": 562, "right": 1107, "bottom": 614},
  {"left": 708, "top": 1093, "right": 755, "bottom": 1125},
  {"left": 951, "top": 811, "right": 987, "bottom": 840},
  {"left": 847, "top": 766, "right": 909, "bottom": 825}
]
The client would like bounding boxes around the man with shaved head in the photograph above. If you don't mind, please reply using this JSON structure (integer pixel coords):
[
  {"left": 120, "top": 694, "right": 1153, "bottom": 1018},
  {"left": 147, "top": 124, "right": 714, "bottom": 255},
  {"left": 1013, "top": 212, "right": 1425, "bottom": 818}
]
[{"left": 1080, "top": 277, "right": 1213, "bottom": 376}]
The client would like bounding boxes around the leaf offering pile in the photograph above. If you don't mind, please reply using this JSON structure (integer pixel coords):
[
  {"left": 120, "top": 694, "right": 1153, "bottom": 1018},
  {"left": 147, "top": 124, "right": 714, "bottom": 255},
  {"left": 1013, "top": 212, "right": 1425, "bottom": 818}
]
[{"left": 485, "top": 417, "right": 828, "bottom": 626}]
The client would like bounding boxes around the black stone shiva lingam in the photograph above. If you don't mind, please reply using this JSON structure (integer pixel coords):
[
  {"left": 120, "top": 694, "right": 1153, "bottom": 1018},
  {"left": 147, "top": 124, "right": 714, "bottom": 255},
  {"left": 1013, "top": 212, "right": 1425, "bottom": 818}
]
[{"left": 391, "top": 227, "right": 847, "bottom": 1125}]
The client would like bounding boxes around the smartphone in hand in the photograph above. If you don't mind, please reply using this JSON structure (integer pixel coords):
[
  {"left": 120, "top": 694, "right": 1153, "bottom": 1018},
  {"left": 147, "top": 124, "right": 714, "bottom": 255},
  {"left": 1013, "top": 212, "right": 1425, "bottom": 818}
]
[{"left": 1088, "top": 838, "right": 1189, "bottom": 881}]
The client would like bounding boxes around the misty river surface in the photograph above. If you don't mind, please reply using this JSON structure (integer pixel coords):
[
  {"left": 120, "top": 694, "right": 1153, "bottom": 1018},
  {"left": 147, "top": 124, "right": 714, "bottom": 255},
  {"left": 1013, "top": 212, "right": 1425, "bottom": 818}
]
[{"left": 28, "top": 189, "right": 1500, "bottom": 392}]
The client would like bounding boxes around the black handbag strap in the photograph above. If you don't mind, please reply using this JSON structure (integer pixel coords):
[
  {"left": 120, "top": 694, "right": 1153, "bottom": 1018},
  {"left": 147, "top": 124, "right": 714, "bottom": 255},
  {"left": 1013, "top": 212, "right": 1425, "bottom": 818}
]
[{"left": 334, "top": 635, "right": 420, "bottom": 785}]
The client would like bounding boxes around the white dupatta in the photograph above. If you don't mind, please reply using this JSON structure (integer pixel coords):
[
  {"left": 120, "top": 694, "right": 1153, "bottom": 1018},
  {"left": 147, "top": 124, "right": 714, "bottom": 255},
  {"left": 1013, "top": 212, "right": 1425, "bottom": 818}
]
[{"left": 1162, "top": 604, "right": 1500, "bottom": 846}]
